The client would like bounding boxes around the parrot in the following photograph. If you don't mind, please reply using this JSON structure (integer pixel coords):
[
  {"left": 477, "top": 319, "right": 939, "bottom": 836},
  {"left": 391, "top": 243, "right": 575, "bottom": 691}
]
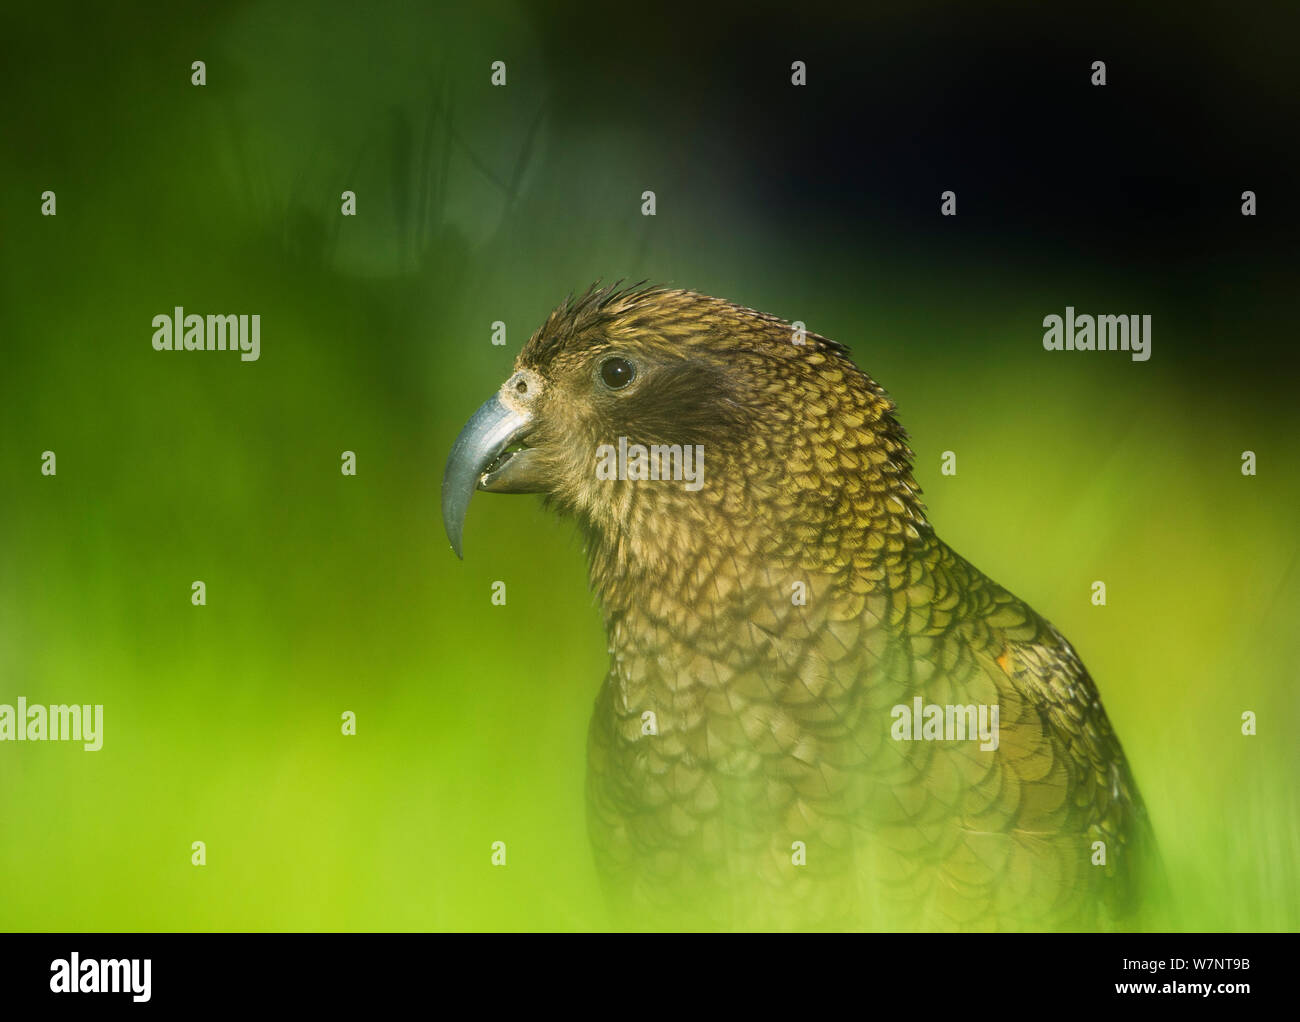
[{"left": 441, "top": 283, "right": 1160, "bottom": 930}]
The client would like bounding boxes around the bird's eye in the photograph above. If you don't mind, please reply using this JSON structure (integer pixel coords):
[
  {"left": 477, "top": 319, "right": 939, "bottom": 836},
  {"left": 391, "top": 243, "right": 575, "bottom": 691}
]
[{"left": 599, "top": 356, "right": 636, "bottom": 390}]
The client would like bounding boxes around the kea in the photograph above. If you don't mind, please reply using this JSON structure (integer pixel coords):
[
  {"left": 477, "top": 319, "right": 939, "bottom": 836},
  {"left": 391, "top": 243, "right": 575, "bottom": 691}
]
[{"left": 442, "top": 284, "right": 1160, "bottom": 930}]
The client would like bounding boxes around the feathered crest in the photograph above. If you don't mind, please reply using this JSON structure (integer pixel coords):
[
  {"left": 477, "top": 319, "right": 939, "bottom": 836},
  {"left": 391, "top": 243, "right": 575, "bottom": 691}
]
[{"left": 524, "top": 280, "right": 852, "bottom": 365}]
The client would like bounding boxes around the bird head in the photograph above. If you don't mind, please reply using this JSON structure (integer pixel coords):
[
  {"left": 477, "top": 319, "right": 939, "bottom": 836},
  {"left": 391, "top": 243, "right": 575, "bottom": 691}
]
[{"left": 442, "top": 284, "right": 926, "bottom": 604}]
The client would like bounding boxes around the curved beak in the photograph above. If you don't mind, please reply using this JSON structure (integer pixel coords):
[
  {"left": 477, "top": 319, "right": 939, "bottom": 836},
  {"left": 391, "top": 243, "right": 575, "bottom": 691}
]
[{"left": 441, "top": 393, "right": 545, "bottom": 558}]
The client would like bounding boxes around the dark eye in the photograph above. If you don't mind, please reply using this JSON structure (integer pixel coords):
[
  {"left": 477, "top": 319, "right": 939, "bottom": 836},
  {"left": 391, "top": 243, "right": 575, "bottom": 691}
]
[{"left": 599, "top": 356, "right": 636, "bottom": 390}]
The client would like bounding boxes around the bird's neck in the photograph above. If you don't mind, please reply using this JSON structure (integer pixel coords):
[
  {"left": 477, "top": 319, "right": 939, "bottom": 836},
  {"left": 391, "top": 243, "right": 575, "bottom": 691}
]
[
  {"left": 579, "top": 373, "right": 929, "bottom": 678},
  {"left": 584, "top": 467, "right": 930, "bottom": 673}
]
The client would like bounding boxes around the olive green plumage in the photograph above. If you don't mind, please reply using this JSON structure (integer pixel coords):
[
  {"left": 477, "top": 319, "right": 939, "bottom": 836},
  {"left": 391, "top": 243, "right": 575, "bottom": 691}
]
[{"left": 448, "top": 283, "right": 1158, "bottom": 930}]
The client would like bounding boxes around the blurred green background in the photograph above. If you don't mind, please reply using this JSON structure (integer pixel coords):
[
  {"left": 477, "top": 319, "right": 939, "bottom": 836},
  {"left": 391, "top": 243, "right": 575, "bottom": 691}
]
[{"left": 0, "top": 0, "right": 1296, "bottom": 930}]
